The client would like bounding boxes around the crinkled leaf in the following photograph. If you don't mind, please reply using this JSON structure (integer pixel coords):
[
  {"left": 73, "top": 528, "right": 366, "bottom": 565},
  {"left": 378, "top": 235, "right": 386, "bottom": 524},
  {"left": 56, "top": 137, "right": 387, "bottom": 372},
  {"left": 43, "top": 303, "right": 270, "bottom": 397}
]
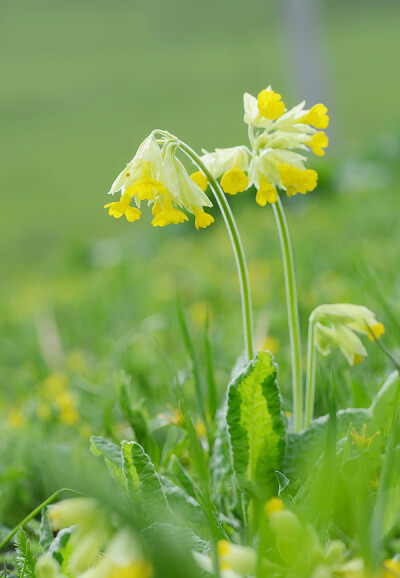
[
  {"left": 121, "top": 441, "right": 170, "bottom": 519},
  {"left": 226, "top": 350, "right": 286, "bottom": 493},
  {"left": 160, "top": 476, "right": 205, "bottom": 525},
  {"left": 15, "top": 529, "right": 36, "bottom": 578},
  {"left": 48, "top": 527, "right": 72, "bottom": 570},
  {"left": 143, "top": 522, "right": 209, "bottom": 554},
  {"left": 90, "top": 435, "right": 125, "bottom": 488},
  {"left": 285, "top": 408, "right": 378, "bottom": 481}
]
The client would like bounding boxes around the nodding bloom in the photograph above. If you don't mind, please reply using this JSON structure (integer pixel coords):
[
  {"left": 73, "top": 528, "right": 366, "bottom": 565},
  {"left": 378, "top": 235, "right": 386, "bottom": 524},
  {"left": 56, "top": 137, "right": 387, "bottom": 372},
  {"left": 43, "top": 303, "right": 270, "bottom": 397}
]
[
  {"left": 105, "top": 134, "right": 214, "bottom": 229},
  {"left": 201, "top": 86, "right": 329, "bottom": 205},
  {"left": 311, "top": 304, "right": 385, "bottom": 366}
]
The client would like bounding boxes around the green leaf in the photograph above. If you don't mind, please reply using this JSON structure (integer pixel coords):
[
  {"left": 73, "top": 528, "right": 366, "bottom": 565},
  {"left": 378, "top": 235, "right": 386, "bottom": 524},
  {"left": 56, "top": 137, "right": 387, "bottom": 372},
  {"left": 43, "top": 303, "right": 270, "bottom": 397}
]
[
  {"left": 39, "top": 510, "right": 53, "bottom": 552},
  {"left": 121, "top": 441, "right": 170, "bottom": 519},
  {"left": 370, "top": 370, "right": 400, "bottom": 429},
  {"left": 160, "top": 476, "right": 205, "bottom": 526},
  {"left": 285, "top": 408, "right": 378, "bottom": 481},
  {"left": 226, "top": 350, "right": 286, "bottom": 493},
  {"left": 48, "top": 528, "right": 72, "bottom": 570},
  {"left": 169, "top": 455, "right": 197, "bottom": 500},
  {"left": 14, "top": 529, "right": 36, "bottom": 578},
  {"left": 90, "top": 435, "right": 125, "bottom": 488}
]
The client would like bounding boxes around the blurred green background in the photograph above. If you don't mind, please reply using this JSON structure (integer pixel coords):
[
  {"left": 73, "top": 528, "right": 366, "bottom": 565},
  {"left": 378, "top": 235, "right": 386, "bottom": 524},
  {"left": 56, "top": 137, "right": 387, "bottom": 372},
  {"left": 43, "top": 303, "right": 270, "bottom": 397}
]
[{"left": 1, "top": 0, "right": 400, "bottom": 524}]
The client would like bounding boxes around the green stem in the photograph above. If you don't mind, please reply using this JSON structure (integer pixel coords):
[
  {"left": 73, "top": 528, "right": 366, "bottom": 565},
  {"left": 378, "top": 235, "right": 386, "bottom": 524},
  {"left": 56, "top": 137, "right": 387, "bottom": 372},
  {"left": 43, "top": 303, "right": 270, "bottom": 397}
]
[
  {"left": 178, "top": 141, "right": 254, "bottom": 362},
  {"left": 272, "top": 197, "right": 303, "bottom": 431},
  {"left": 305, "top": 316, "right": 316, "bottom": 428},
  {"left": 0, "top": 488, "right": 79, "bottom": 551}
]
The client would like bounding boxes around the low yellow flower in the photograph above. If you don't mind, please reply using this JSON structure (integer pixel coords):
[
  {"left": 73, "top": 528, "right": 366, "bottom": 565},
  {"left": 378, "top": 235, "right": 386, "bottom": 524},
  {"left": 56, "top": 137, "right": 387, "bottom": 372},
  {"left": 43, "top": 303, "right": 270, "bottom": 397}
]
[
  {"left": 351, "top": 423, "right": 380, "bottom": 451},
  {"left": 104, "top": 192, "right": 142, "bottom": 222},
  {"left": 7, "top": 408, "right": 25, "bottom": 429},
  {"left": 383, "top": 558, "right": 400, "bottom": 578}
]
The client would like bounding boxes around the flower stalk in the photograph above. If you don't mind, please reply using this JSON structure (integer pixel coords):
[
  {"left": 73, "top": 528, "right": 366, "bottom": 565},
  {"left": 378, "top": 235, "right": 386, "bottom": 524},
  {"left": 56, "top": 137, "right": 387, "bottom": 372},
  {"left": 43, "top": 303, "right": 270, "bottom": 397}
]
[
  {"left": 272, "top": 197, "right": 303, "bottom": 432},
  {"left": 305, "top": 315, "right": 316, "bottom": 428},
  {"left": 178, "top": 139, "right": 254, "bottom": 362}
]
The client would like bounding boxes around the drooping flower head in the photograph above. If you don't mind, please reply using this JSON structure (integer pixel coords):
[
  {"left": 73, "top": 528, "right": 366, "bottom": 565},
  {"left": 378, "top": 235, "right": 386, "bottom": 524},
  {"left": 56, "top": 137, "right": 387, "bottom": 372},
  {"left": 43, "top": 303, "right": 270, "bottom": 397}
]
[
  {"left": 201, "top": 86, "right": 329, "bottom": 205},
  {"left": 105, "top": 134, "right": 214, "bottom": 229},
  {"left": 311, "top": 304, "right": 385, "bottom": 366}
]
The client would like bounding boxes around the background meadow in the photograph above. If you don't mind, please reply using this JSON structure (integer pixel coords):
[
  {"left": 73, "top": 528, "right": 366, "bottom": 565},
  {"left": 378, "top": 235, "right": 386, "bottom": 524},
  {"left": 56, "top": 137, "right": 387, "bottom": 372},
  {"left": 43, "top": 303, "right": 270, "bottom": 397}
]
[{"left": 1, "top": 0, "right": 400, "bottom": 531}]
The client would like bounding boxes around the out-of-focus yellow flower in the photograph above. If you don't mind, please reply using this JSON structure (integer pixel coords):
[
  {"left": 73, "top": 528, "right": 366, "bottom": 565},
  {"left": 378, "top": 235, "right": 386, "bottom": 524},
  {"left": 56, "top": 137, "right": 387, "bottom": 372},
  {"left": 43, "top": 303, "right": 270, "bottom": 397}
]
[
  {"left": 312, "top": 304, "right": 385, "bottom": 366},
  {"left": 264, "top": 497, "right": 284, "bottom": 518},
  {"left": 40, "top": 372, "right": 68, "bottom": 399},
  {"left": 217, "top": 540, "right": 257, "bottom": 574},
  {"left": 7, "top": 408, "right": 25, "bottom": 429},
  {"left": 195, "top": 419, "right": 207, "bottom": 438},
  {"left": 260, "top": 336, "right": 280, "bottom": 355},
  {"left": 55, "top": 391, "right": 79, "bottom": 425},
  {"left": 383, "top": 558, "right": 400, "bottom": 578}
]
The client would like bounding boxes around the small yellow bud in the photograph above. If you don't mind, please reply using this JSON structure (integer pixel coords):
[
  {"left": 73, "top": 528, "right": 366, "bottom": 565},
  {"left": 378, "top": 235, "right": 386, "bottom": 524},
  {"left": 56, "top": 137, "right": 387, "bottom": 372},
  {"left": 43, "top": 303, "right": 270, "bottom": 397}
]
[
  {"left": 220, "top": 166, "right": 249, "bottom": 195},
  {"left": 190, "top": 171, "right": 208, "bottom": 192},
  {"left": 257, "top": 89, "right": 285, "bottom": 120},
  {"left": 264, "top": 497, "right": 284, "bottom": 518},
  {"left": 309, "top": 132, "right": 329, "bottom": 156}
]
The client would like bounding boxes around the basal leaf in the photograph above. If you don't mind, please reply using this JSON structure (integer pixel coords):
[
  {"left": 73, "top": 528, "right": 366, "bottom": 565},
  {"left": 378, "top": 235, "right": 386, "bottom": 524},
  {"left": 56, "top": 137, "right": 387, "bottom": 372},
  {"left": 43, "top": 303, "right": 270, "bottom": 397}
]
[
  {"left": 226, "top": 350, "right": 286, "bottom": 493},
  {"left": 121, "top": 441, "right": 170, "bottom": 519},
  {"left": 90, "top": 435, "right": 125, "bottom": 488}
]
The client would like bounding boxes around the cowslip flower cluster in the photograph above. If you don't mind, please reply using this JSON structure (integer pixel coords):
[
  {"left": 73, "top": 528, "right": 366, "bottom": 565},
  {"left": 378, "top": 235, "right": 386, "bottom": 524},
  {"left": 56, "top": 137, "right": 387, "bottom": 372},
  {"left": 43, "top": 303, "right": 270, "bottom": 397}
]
[
  {"left": 105, "top": 135, "right": 214, "bottom": 230},
  {"left": 312, "top": 304, "right": 385, "bottom": 366},
  {"left": 201, "top": 86, "right": 329, "bottom": 206}
]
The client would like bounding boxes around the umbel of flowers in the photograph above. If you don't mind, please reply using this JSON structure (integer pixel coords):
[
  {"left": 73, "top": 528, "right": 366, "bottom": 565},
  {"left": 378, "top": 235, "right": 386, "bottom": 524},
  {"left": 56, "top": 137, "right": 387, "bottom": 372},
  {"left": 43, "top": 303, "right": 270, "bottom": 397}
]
[{"left": 104, "top": 86, "right": 329, "bottom": 229}]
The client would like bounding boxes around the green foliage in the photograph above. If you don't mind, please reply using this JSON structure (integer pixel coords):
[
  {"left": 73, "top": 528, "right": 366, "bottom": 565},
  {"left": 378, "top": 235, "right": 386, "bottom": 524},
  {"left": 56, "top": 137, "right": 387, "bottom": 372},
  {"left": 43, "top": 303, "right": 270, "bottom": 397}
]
[
  {"left": 14, "top": 529, "right": 36, "bottom": 578},
  {"left": 226, "top": 350, "right": 286, "bottom": 495}
]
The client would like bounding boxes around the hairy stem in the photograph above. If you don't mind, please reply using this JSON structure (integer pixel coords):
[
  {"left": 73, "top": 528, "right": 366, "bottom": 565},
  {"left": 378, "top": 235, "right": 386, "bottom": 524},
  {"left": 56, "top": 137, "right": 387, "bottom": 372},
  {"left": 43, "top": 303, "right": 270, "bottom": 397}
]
[
  {"left": 178, "top": 140, "right": 254, "bottom": 362},
  {"left": 305, "top": 316, "right": 316, "bottom": 428},
  {"left": 273, "top": 197, "right": 303, "bottom": 431}
]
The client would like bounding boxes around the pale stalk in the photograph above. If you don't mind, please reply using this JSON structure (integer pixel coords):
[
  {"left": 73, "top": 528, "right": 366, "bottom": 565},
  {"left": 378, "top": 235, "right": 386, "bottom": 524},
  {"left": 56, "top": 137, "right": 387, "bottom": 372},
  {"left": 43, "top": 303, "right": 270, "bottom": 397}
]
[
  {"left": 177, "top": 140, "right": 254, "bottom": 362},
  {"left": 272, "top": 197, "right": 303, "bottom": 431},
  {"left": 304, "top": 315, "right": 316, "bottom": 428}
]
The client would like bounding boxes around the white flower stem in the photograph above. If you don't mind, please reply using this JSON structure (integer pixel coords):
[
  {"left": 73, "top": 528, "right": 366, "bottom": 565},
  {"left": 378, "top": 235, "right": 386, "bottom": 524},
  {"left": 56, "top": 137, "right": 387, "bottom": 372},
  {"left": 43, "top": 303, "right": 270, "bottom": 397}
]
[
  {"left": 178, "top": 140, "right": 254, "bottom": 362},
  {"left": 273, "top": 197, "right": 303, "bottom": 432},
  {"left": 305, "top": 316, "right": 316, "bottom": 428}
]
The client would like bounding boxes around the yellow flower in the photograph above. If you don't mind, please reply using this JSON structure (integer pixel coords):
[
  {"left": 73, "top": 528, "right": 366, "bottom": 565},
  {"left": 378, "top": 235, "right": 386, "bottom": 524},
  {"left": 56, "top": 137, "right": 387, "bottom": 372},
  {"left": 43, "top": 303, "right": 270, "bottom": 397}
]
[
  {"left": 193, "top": 208, "right": 214, "bottom": 230},
  {"left": 104, "top": 193, "right": 142, "bottom": 222},
  {"left": 217, "top": 540, "right": 257, "bottom": 574},
  {"left": 195, "top": 419, "right": 207, "bottom": 438},
  {"left": 312, "top": 304, "right": 385, "bottom": 366},
  {"left": 107, "top": 135, "right": 213, "bottom": 230},
  {"left": 190, "top": 171, "right": 208, "bottom": 192},
  {"left": 351, "top": 423, "right": 380, "bottom": 451},
  {"left": 309, "top": 132, "right": 329, "bottom": 156},
  {"left": 256, "top": 177, "right": 278, "bottom": 206},
  {"left": 264, "top": 497, "right": 284, "bottom": 518},
  {"left": 383, "top": 558, "right": 400, "bottom": 578},
  {"left": 367, "top": 321, "right": 385, "bottom": 341},
  {"left": 125, "top": 170, "right": 168, "bottom": 201},
  {"left": 7, "top": 408, "right": 25, "bottom": 429},
  {"left": 257, "top": 88, "right": 285, "bottom": 120},
  {"left": 299, "top": 103, "right": 329, "bottom": 129},
  {"left": 220, "top": 166, "right": 249, "bottom": 195},
  {"left": 279, "top": 164, "right": 318, "bottom": 196},
  {"left": 40, "top": 372, "right": 68, "bottom": 399}
]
